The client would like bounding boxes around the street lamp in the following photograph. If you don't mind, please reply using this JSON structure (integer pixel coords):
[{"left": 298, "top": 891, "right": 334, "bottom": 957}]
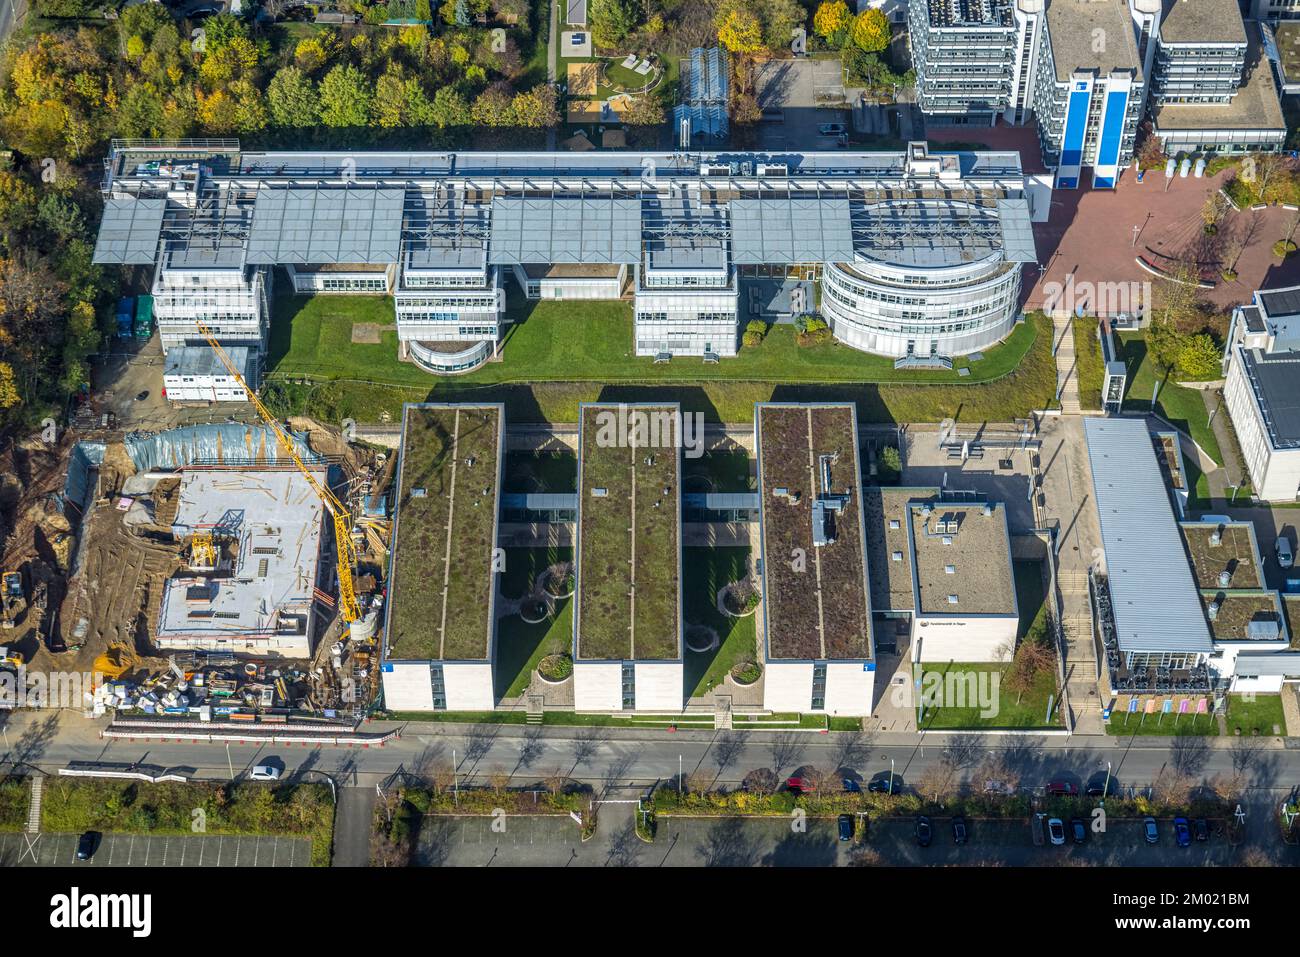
[{"left": 1102, "top": 761, "right": 1112, "bottom": 807}]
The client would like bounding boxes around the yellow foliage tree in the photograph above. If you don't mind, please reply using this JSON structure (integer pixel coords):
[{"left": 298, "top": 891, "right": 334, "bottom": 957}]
[
  {"left": 850, "top": 8, "right": 890, "bottom": 52},
  {"left": 0, "top": 361, "right": 19, "bottom": 411},
  {"left": 813, "top": 0, "right": 851, "bottom": 40},
  {"left": 717, "top": 9, "right": 764, "bottom": 54}
]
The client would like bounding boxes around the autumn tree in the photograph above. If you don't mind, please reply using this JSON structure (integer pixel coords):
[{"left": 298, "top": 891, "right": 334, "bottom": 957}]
[
  {"left": 813, "top": 0, "right": 852, "bottom": 45},
  {"left": 716, "top": 5, "right": 764, "bottom": 54},
  {"left": 850, "top": 8, "right": 890, "bottom": 52}
]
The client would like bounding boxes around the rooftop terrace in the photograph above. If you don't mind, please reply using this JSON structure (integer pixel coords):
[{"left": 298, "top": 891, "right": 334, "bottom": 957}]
[
  {"left": 386, "top": 404, "right": 502, "bottom": 661},
  {"left": 757, "top": 404, "right": 872, "bottom": 661},
  {"left": 575, "top": 404, "right": 682, "bottom": 662}
]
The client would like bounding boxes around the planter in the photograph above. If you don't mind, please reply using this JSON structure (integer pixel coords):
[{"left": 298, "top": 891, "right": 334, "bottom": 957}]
[
  {"left": 541, "top": 565, "right": 575, "bottom": 600},
  {"left": 730, "top": 661, "right": 762, "bottom": 686},
  {"left": 685, "top": 625, "right": 719, "bottom": 654},
  {"left": 537, "top": 654, "right": 573, "bottom": 684},
  {"left": 719, "top": 582, "right": 760, "bottom": 619},
  {"left": 520, "top": 599, "right": 550, "bottom": 625}
]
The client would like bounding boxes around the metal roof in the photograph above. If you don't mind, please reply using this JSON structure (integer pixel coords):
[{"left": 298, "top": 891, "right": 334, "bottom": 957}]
[
  {"left": 642, "top": 196, "right": 729, "bottom": 270},
  {"left": 164, "top": 344, "right": 258, "bottom": 384},
  {"left": 247, "top": 186, "right": 404, "bottom": 264},
  {"left": 997, "top": 198, "right": 1037, "bottom": 263},
  {"left": 403, "top": 191, "right": 489, "bottom": 271},
  {"left": 1239, "top": 348, "right": 1300, "bottom": 449},
  {"left": 1257, "top": 285, "right": 1300, "bottom": 321},
  {"left": 489, "top": 196, "right": 641, "bottom": 264},
  {"left": 852, "top": 197, "right": 1007, "bottom": 268},
  {"left": 93, "top": 197, "right": 167, "bottom": 264},
  {"left": 729, "top": 198, "right": 854, "bottom": 264},
  {"left": 1232, "top": 651, "right": 1300, "bottom": 677},
  {"left": 1084, "top": 417, "right": 1213, "bottom": 655}
]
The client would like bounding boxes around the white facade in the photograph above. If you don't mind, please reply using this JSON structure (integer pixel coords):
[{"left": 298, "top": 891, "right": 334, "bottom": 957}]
[
  {"left": 517, "top": 264, "right": 626, "bottom": 300},
  {"left": 762, "top": 661, "right": 817, "bottom": 713},
  {"left": 633, "top": 661, "right": 686, "bottom": 711},
  {"left": 1224, "top": 354, "right": 1300, "bottom": 502},
  {"left": 573, "top": 660, "right": 622, "bottom": 711},
  {"left": 911, "top": 614, "right": 1019, "bottom": 663},
  {"left": 381, "top": 661, "right": 437, "bottom": 711},
  {"left": 288, "top": 263, "right": 394, "bottom": 293},
  {"left": 152, "top": 260, "right": 269, "bottom": 353},
  {"left": 163, "top": 370, "right": 249, "bottom": 403},
  {"left": 380, "top": 662, "right": 494, "bottom": 711}
]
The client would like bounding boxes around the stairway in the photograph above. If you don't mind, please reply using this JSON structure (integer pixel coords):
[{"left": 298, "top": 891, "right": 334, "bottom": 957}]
[
  {"left": 1052, "top": 315, "right": 1082, "bottom": 414},
  {"left": 26, "top": 776, "right": 42, "bottom": 834}
]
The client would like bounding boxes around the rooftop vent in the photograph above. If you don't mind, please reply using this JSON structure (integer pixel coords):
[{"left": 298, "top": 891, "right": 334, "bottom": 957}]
[
  {"left": 945, "top": 564, "right": 956, "bottom": 574},
  {"left": 889, "top": 519, "right": 900, "bottom": 530},
  {"left": 1218, "top": 570, "right": 1232, "bottom": 588},
  {"left": 410, "top": 488, "right": 427, "bottom": 498},
  {"left": 942, "top": 536, "right": 953, "bottom": 546},
  {"left": 892, "top": 551, "right": 904, "bottom": 562},
  {"left": 1209, "top": 525, "right": 1222, "bottom": 546},
  {"left": 1207, "top": 600, "right": 1220, "bottom": 621},
  {"left": 591, "top": 487, "right": 608, "bottom": 497},
  {"left": 947, "top": 594, "right": 959, "bottom": 604}
]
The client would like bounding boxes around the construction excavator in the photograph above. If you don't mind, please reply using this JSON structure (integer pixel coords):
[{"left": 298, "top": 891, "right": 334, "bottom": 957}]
[{"left": 193, "top": 320, "right": 361, "bottom": 625}]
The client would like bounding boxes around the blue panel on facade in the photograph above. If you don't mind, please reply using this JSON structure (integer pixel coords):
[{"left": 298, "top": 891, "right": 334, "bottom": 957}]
[
  {"left": 1061, "top": 87, "right": 1091, "bottom": 168},
  {"left": 1096, "top": 89, "right": 1128, "bottom": 170},
  {"left": 1057, "top": 177, "right": 1077, "bottom": 189},
  {"left": 1093, "top": 176, "right": 1114, "bottom": 188}
]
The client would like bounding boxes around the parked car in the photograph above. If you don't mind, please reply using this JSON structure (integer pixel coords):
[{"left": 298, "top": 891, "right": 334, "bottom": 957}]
[
  {"left": 1174, "top": 816, "right": 1192, "bottom": 848},
  {"left": 867, "top": 776, "right": 897, "bottom": 794},
  {"left": 1047, "top": 818, "right": 1066, "bottom": 846},
  {"left": 786, "top": 776, "right": 813, "bottom": 793},
  {"left": 818, "top": 123, "right": 847, "bottom": 137},
  {"left": 1070, "top": 818, "right": 1087, "bottom": 845},
  {"left": 249, "top": 762, "right": 282, "bottom": 781},
  {"left": 952, "top": 816, "right": 968, "bottom": 845},
  {"left": 1194, "top": 818, "right": 1210, "bottom": 842},
  {"left": 1046, "top": 779, "right": 1077, "bottom": 797},
  {"left": 1277, "top": 532, "right": 1294, "bottom": 569},
  {"left": 915, "top": 816, "right": 933, "bottom": 847},
  {"left": 76, "top": 831, "right": 100, "bottom": 861},
  {"left": 838, "top": 814, "right": 854, "bottom": 842},
  {"left": 841, "top": 778, "right": 861, "bottom": 793},
  {"left": 1143, "top": 817, "right": 1159, "bottom": 845}
]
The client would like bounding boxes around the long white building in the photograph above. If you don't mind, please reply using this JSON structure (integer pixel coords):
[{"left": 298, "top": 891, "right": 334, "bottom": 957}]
[{"left": 92, "top": 140, "right": 1036, "bottom": 377}]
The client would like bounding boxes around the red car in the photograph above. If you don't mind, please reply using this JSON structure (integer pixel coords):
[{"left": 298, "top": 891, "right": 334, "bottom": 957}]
[
  {"left": 1046, "top": 780, "right": 1077, "bottom": 797},
  {"left": 786, "top": 776, "right": 815, "bottom": 793}
]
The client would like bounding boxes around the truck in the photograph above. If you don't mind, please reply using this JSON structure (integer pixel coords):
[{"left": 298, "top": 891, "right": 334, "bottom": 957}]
[
  {"left": 1, "top": 570, "right": 23, "bottom": 629},
  {"left": 115, "top": 296, "right": 135, "bottom": 339},
  {"left": 134, "top": 295, "right": 154, "bottom": 339}
]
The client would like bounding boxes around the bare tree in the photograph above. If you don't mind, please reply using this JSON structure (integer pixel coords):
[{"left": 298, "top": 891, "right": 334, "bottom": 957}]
[
  {"left": 832, "top": 730, "right": 870, "bottom": 773},
  {"left": 742, "top": 767, "right": 778, "bottom": 795},
  {"left": 916, "top": 755, "right": 958, "bottom": 804},
  {"left": 768, "top": 733, "right": 804, "bottom": 780},
  {"left": 1150, "top": 767, "right": 1193, "bottom": 810},
  {"left": 711, "top": 731, "right": 746, "bottom": 782},
  {"left": 487, "top": 767, "right": 510, "bottom": 794}
]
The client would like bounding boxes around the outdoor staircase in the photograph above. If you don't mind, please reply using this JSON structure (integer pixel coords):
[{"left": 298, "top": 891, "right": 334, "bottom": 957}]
[
  {"left": 526, "top": 694, "right": 544, "bottom": 725},
  {"left": 26, "top": 776, "right": 42, "bottom": 834},
  {"left": 1052, "top": 315, "right": 1082, "bottom": 414}
]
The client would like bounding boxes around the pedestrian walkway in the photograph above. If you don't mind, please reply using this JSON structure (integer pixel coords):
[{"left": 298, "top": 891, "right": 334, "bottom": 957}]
[
  {"left": 26, "top": 776, "right": 41, "bottom": 834},
  {"left": 1201, "top": 387, "right": 1244, "bottom": 490},
  {"left": 332, "top": 787, "right": 375, "bottom": 867},
  {"left": 1052, "top": 314, "right": 1081, "bottom": 414}
]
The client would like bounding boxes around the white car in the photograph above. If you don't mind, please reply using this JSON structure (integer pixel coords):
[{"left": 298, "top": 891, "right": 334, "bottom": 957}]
[
  {"left": 249, "top": 763, "right": 282, "bottom": 781},
  {"left": 1047, "top": 818, "right": 1066, "bottom": 846}
]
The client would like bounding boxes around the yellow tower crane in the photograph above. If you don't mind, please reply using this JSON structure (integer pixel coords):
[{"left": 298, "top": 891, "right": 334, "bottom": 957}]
[{"left": 193, "top": 320, "right": 361, "bottom": 624}]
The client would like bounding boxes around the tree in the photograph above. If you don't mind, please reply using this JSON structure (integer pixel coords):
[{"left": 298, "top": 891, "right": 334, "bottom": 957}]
[
  {"left": 267, "top": 66, "right": 319, "bottom": 128},
  {"left": 813, "top": 0, "right": 851, "bottom": 44},
  {"left": 1175, "top": 333, "right": 1222, "bottom": 380},
  {"left": 717, "top": 8, "right": 764, "bottom": 54},
  {"left": 590, "top": 0, "right": 640, "bottom": 48},
  {"left": 511, "top": 84, "right": 559, "bottom": 127},
  {"left": 319, "top": 64, "right": 373, "bottom": 127},
  {"left": 0, "top": 362, "right": 19, "bottom": 411},
  {"left": 850, "top": 8, "right": 890, "bottom": 53},
  {"left": 429, "top": 86, "right": 471, "bottom": 128}
]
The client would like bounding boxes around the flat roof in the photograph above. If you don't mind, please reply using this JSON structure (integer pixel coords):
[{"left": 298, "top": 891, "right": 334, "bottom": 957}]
[
  {"left": 730, "top": 198, "right": 855, "bottom": 264},
  {"left": 386, "top": 404, "right": 503, "bottom": 661},
  {"left": 1276, "top": 22, "right": 1300, "bottom": 88},
  {"left": 863, "top": 486, "right": 928, "bottom": 612},
  {"left": 1158, "top": 0, "right": 1245, "bottom": 46},
  {"left": 1154, "top": 25, "right": 1284, "bottom": 132},
  {"left": 575, "top": 403, "right": 682, "bottom": 661},
  {"left": 1179, "top": 521, "right": 1264, "bottom": 590},
  {"left": 489, "top": 196, "right": 641, "bottom": 265},
  {"left": 1199, "top": 591, "right": 1287, "bottom": 643},
  {"left": 923, "top": 0, "right": 1013, "bottom": 28},
  {"left": 853, "top": 198, "right": 1024, "bottom": 268},
  {"left": 1045, "top": 0, "right": 1142, "bottom": 80},
  {"left": 1084, "top": 417, "right": 1213, "bottom": 655},
  {"left": 642, "top": 196, "right": 728, "bottom": 271},
  {"left": 93, "top": 196, "right": 166, "bottom": 264},
  {"left": 1257, "top": 284, "right": 1300, "bottom": 323},
  {"left": 164, "top": 345, "right": 257, "bottom": 383},
  {"left": 909, "top": 499, "right": 1017, "bottom": 617},
  {"left": 756, "top": 403, "right": 872, "bottom": 660},
  {"left": 1239, "top": 348, "right": 1300, "bottom": 449},
  {"left": 158, "top": 469, "right": 323, "bottom": 645},
  {"left": 247, "top": 186, "right": 404, "bottom": 264}
]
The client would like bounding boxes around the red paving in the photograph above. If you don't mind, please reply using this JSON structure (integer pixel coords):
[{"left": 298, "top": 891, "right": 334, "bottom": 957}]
[{"left": 1026, "top": 165, "right": 1300, "bottom": 313}]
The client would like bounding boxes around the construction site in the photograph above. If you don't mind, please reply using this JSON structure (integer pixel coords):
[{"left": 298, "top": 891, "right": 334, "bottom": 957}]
[{"left": 0, "top": 414, "right": 395, "bottom": 724}]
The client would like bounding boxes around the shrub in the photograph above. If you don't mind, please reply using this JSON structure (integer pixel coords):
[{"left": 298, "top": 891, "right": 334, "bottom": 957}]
[
  {"left": 796, "top": 316, "right": 832, "bottom": 346},
  {"left": 1274, "top": 239, "right": 1297, "bottom": 259}
]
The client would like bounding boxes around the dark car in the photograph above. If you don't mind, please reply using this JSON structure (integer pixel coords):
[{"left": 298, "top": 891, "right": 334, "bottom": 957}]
[
  {"left": 838, "top": 814, "right": 854, "bottom": 842},
  {"left": 842, "top": 778, "right": 861, "bottom": 793},
  {"left": 1143, "top": 817, "right": 1159, "bottom": 845},
  {"left": 76, "top": 831, "right": 100, "bottom": 861},
  {"left": 1070, "top": 818, "right": 1087, "bottom": 844},
  {"left": 1085, "top": 775, "right": 1113, "bottom": 798},
  {"left": 1174, "top": 816, "right": 1192, "bottom": 848},
  {"left": 1194, "top": 818, "right": 1210, "bottom": 842},
  {"left": 952, "top": 816, "right": 968, "bottom": 845},
  {"left": 135, "top": 390, "right": 149, "bottom": 401},
  {"left": 915, "top": 816, "right": 933, "bottom": 847},
  {"left": 867, "top": 776, "right": 897, "bottom": 794},
  {"left": 1046, "top": 779, "right": 1077, "bottom": 797}
]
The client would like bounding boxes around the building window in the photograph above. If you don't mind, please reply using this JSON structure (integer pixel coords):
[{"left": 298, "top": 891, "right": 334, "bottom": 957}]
[
  {"left": 811, "top": 662, "right": 827, "bottom": 711},
  {"left": 621, "top": 662, "right": 636, "bottom": 710}
]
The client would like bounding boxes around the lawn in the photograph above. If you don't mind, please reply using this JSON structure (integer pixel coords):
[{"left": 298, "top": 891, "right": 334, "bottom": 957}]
[
  {"left": 918, "top": 660, "right": 1062, "bottom": 730},
  {"left": 1225, "top": 694, "right": 1287, "bottom": 736},
  {"left": 494, "top": 546, "right": 574, "bottom": 699},
  {"left": 1118, "top": 333, "right": 1223, "bottom": 465},
  {"left": 1072, "top": 317, "right": 1103, "bottom": 411},
  {"left": 39, "top": 779, "right": 336, "bottom": 866},
  {"left": 0, "top": 777, "right": 27, "bottom": 831},
  {"left": 1014, "top": 560, "right": 1048, "bottom": 642},
  {"left": 683, "top": 547, "right": 757, "bottom": 698},
  {"left": 262, "top": 290, "right": 1057, "bottom": 425}
]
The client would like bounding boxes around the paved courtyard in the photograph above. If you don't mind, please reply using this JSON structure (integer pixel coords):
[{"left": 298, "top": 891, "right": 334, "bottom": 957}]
[{"left": 0, "top": 830, "right": 312, "bottom": 867}]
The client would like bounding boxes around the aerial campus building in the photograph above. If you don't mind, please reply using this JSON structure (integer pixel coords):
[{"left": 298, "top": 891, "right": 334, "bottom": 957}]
[
  {"left": 1085, "top": 417, "right": 1300, "bottom": 697},
  {"left": 91, "top": 139, "right": 1038, "bottom": 379},
  {"left": 1222, "top": 285, "right": 1300, "bottom": 502}
]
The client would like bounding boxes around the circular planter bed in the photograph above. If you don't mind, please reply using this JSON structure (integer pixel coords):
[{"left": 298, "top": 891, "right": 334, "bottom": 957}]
[
  {"left": 542, "top": 564, "right": 575, "bottom": 599},
  {"left": 1274, "top": 239, "right": 1297, "bottom": 259},
  {"left": 720, "top": 582, "right": 761, "bottom": 618},
  {"left": 520, "top": 599, "right": 550, "bottom": 624},
  {"left": 685, "top": 624, "right": 719, "bottom": 654},
  {"left": 537, "top": 654, "right": 573, "bottom": 684},
  {"left": 730, "top": 661, "right": 762, "bottom": 686}
]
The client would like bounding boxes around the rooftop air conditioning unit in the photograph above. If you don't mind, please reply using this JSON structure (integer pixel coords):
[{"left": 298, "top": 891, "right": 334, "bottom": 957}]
[{"left": 758, "top": 163, "right": 787, "bottom": 177}]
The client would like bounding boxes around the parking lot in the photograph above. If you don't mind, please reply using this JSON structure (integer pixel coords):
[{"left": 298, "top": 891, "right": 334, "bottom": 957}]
[
  {"left": 754, "top": 59, "right": 851, "bottom": 151},
  {"left": 0, "top": 831, "right": 312, "bottom": 867}
]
